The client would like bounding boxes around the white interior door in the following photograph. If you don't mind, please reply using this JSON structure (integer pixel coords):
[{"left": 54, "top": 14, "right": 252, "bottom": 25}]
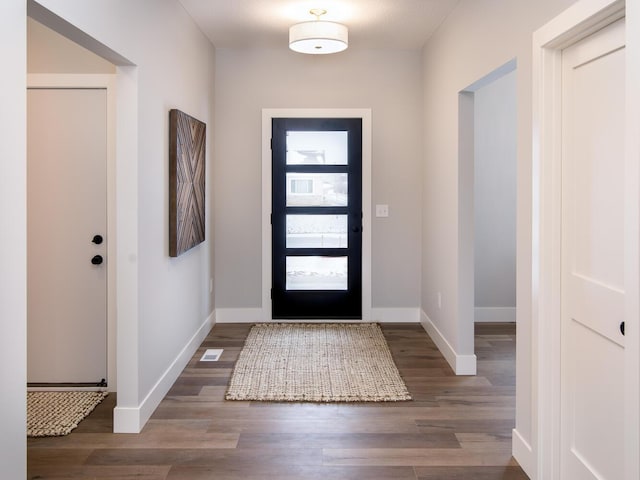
[
  {"left": 561, "top": 18, "right": 626, "bottom": 480},
  {"left": 27, "top": 88, "right": 108, "bottom": 384}
]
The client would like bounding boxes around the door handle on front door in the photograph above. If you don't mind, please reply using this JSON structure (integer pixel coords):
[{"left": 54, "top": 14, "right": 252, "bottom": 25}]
[{"left": 91, "top": 255, "right": 103, "bottom": 265}]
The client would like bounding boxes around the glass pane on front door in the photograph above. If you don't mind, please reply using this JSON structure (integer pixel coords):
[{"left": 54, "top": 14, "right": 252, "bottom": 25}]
[
  {"left": 286, "top": 172, "right": 348, "bottom": 206},
  {"left": 286, "top": 256, "right": 348, "bottom": 291},
  {"left": 286, "top": 215, "right": 348, "bottom": 248},
  {"left": 286, "top": 131, "right": 348, "bottom": 165}
]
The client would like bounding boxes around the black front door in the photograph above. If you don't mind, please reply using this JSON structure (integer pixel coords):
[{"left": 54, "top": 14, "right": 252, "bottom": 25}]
[{"left": 272, "top": 118, "right": 362, "bottom": 319}]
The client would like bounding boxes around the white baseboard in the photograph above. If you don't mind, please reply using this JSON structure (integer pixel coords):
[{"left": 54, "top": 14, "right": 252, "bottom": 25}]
[
  {"left": 475, "top": 306, "right": 516, "bottom": 323},
  {"left": 215, "top": 307, "right": 420, "bottom": 323},
  {"left": 113, "top": 406, "right": 141, "bottom": 433},
  {"left": 215, "top": 308, "right": 264, "bottom": 323},
  {"left": 512, "top": 428, "right": 534, "bottom": 479},
  {"left": 113, "top": 310, "right": 215, "bottom": 433},
  {"left": 420, "top": 310, "right": 476, "bottom": 375},
  {"left": 370, "top": 308, "right": 420, "bottom": 323}
]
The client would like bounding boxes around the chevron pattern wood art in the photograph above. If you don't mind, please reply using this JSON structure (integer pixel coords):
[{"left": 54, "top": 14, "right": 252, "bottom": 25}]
[{"left": 169, "top": 109, "right": 206, "bottom": 257}]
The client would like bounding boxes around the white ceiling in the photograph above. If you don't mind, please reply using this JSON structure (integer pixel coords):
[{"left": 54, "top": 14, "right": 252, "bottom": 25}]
[{"left": 178, "top": 0, "right": 460, "bottom": 50}]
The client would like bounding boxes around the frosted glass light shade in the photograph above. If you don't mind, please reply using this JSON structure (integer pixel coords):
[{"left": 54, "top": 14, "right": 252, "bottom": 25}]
[{"left": 289, "top": 21, "right": 348, "bottom": 54}]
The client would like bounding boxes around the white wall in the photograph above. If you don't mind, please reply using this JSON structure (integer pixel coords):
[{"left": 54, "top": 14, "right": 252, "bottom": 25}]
[
  {"left": 474, "top": 70, "right": 517, "bottom": 322},
  {"left": 28, "top": 17, "right": 115, "bottom": 73},
  {"left": 32, "top": 0, "right": 216, "bottom": 430},
  {"left": 214, "top": 48, "right": 423, "bottom": 312},
  {"left": 420, "top": 0, "right": 577, "bottom": 475},
  {"left": 0, "top": 2, "right": 26, "bottom": 477}
]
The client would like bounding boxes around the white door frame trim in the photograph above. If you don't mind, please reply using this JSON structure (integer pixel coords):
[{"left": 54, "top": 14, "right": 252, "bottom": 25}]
[
  {"left": 531, "top": 1, "right": 639, "bottom": 479},
  {"left": 261, "top": 109, "right": 372, "bottom": 322},
  {"left": 27, "top": 74, "right": 117, "bottom": 390}
]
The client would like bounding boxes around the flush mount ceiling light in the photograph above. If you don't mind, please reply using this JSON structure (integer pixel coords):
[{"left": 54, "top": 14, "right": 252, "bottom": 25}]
[{"left": 289, "top": 8, "right": 348, "bottom": 55}]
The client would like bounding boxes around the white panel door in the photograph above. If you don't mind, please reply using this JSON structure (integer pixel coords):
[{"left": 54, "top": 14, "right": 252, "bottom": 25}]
[
  {"left": 27, "top": 88, "right": 107, "bottom": 384},
  {"left": 561, "top": 19, "right": 625, "bottom": 480}
]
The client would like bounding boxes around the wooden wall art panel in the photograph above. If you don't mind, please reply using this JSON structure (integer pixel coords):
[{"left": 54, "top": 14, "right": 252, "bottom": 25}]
[{"left": 169, "top": 109, "right": 206, "bottom": 257}]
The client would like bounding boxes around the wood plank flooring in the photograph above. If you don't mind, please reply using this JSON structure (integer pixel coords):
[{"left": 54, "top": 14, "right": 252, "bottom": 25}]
[{"left": 27, "top": 323, "right": 528, "bottom": 479}]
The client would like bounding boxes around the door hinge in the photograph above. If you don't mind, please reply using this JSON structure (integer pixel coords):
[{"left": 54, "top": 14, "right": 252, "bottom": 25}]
[
  {"left": 270, "top": 138, "right": 273, "bottom": 150},
  {"left": 270, "top": 288, "right": 273, "bottom": 299},
  {"left": 270, "top": 213, "right": 273, "bottom": 225}
]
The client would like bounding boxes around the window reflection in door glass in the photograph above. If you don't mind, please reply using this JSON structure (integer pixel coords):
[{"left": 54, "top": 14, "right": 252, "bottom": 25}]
[
  {"left": 286, "top": 215, "right": 348, "bottom": 248},
  {"left": 286, "top": 256, "right": 348, "bottom": 290},
  {"left": 286, "top": 173, "right": 348, "bottom": 206},
  {"left": 286, "top": 131, "right": 348, "bottom": 165}
]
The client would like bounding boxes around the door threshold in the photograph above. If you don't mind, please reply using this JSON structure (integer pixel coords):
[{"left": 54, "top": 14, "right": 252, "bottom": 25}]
[
  {"left": 270, "top": 319, "right": 364, "bottom": 323},
  {"left": 27, "top": 386, "right": 109, "bottom": 392},
  {"left": 28, "top": 381, "right": 108, "bottom": 392}
]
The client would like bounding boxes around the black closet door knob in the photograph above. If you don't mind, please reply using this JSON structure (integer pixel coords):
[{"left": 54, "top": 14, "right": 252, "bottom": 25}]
[
  {"left": 620, "top": 321, "right": 625, "bottom": 336},
  {"left": 92, "top": 235, "right": 104, "bottom": 245},
  {"left": 91, "top": 255, "right": 103, "bottom": 265}
]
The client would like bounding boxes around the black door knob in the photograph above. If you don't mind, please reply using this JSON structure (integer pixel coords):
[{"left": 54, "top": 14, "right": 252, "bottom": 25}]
[
  {"left": 91, "top": 255, "right": 103, "bottom": 265},
  {"left": 620, "top": 321, "right": 625, "bottom": 336},
  {"left": 92, "top": 235, "right": 103, "bottom": 245}
]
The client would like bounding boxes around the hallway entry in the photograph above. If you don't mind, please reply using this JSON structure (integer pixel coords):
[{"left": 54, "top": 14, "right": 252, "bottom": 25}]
[{"left": 457, "top": 59, "right": 518, "bottom": 375}]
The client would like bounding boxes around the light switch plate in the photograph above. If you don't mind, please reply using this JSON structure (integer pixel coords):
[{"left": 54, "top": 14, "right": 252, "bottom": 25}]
[{"left": 375, "top": 204, "right": 389, "bottom": 217}]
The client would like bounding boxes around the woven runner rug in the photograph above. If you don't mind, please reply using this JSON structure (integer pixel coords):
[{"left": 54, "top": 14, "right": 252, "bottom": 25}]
[
  {"left": 27, "top": 391, "right": 108, "bottom": 437},
  {"left": 225, "top": 323, "right": 411, "bottom": 402}
]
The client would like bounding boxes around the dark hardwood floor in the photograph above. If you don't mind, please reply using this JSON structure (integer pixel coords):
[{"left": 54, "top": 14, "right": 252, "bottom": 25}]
[{"left": 27, "top": 322, "right": 528, "bottom": 479}]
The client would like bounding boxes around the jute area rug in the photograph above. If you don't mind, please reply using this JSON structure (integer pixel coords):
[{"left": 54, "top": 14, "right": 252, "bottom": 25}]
[
  {"left": 225, "top": 323, "right": 411, "bottom": 402},
  {"left": 27, "top": 391, "right": 108, "bottom": 437}
]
